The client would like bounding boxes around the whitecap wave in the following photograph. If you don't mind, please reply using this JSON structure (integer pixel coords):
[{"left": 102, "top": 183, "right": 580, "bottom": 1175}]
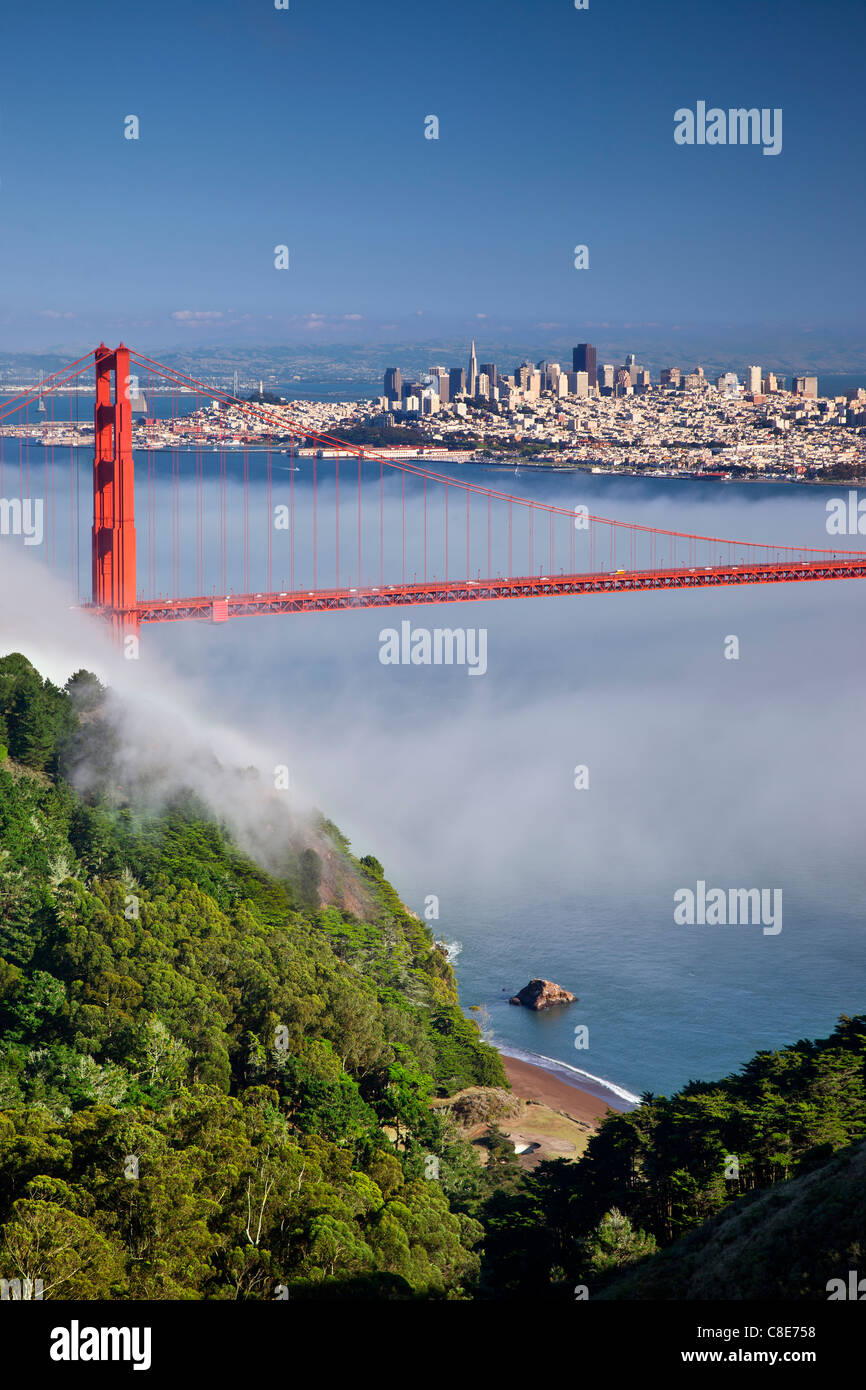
[
  {"left": 497, "top": 1043, "right": 641, "bottom": 1108},
  {"left": 436, "top": 939, "right": 463, "bottom": 963}
]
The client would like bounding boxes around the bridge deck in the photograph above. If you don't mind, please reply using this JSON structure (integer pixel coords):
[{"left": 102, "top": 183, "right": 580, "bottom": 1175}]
[{"left": 85, "top": 556, "right": 866, "bottom": 625}]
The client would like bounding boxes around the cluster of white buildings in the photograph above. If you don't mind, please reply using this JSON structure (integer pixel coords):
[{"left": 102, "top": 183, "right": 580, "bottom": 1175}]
[{"left": 366, "top": 347, "right": 866, "bottom": 479}]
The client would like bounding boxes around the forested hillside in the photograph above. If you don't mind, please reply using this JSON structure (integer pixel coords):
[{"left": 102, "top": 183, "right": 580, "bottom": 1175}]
[
  {"left": 0, "top": 653, "right": 504, "bottom": 1298},
  {"left": 596, "top": 1137, "right": 866, "bottom": 1300},
  {"left": 1, "top": 651, "right": 863, "bottom": 1301}
]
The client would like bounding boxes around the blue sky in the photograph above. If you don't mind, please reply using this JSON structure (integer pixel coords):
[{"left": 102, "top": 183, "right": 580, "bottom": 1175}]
[{"left": 1, "top": 0, "right": 864, "bottom": 351}]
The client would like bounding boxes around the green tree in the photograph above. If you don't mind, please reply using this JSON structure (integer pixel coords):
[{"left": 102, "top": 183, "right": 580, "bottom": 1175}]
[{"left": 0, "top": 1199, "right": 126, "bottom": 1298}]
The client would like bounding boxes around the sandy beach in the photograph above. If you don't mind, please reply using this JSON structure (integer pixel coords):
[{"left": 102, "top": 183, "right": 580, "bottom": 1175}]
[
  {"left": 501, "top": 1053, "right": 629, "bottom": 1126},
  {"left": 433, "top": 1051, "right": 635, "bottom": 1169}
]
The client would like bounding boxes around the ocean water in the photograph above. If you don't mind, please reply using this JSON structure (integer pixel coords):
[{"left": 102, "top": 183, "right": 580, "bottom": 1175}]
[{"left": 10, "top": 455, "right": 866, "bottom": 1102}]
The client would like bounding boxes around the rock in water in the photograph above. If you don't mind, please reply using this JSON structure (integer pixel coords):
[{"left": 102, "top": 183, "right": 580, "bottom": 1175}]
[{"left": 508, "top": 978, "right": 576, "bottom": 1010}]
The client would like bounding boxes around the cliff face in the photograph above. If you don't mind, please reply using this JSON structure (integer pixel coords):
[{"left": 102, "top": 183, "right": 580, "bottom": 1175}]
[{"left": 509, "top": 978, "right": 576, "bottom": 1010}]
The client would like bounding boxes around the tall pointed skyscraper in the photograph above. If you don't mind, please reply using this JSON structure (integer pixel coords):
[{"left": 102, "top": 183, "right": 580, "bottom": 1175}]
[{"left": 468, "top": 340, "right": 478, "bottom": 397}]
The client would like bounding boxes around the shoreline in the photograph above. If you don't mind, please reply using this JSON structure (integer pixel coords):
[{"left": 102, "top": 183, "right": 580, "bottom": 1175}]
[
  {"left": 497, "top": 1046, "right": 639, "bottom": 1124},
  {"left": 6, "top": 435, "right": 863, "bottom": 484}
]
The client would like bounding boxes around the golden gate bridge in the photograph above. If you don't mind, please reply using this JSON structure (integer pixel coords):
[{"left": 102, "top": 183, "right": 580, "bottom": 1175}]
[{"left": 2, "top": 343, "right": 865, "bottom": 643}]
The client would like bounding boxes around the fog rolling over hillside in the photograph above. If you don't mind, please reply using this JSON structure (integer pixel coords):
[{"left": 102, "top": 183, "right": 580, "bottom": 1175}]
[
  {"left": 0, "top": 547, "right": 332, "bottom": 875},
  {"left": 124, "top": 470, "right": 866, "bottom": 1097},
  {"left": 4, "top": 463, "right": 866, "bottom": 1096}
]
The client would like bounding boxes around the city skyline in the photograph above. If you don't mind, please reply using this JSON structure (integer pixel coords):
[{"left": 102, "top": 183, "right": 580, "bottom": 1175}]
[{"left": 379, "top": 338, "right": 841, "bottom": 410}]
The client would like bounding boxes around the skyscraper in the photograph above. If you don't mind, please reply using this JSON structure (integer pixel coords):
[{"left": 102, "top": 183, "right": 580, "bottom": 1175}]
[
  {"left": 537, "top": 361, "right": 561, "bottom": 391},
  {"left": 515, "top": 362, "right": 531, "bottom": 391},
  {"left": 747, "top": 365, "right": 762, "bottom": 394},
  {"left": 449, "top": 367, "right": 466, "bottom": 399},
  {"left": 468, "top": 341, "right": 478, "bottom": 398},
  {"left": 384, "top": 367, "right": 402, "bottom": 402},
  {"left": 480, "top": 362, "right": 497, "bottom": 389},
  {"left": 572, "top": 343, "right": 597, "bottom": 385}
]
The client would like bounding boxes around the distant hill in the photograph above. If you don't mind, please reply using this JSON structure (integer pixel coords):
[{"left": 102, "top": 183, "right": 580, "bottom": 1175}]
[{"left": 597, "top": 1138, "right": 866, "bottom": 1300}]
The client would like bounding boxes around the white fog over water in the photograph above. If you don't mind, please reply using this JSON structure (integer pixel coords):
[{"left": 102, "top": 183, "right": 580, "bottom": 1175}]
[{"left": 3, "top": 462, "right": 866, "bottom": 1098}]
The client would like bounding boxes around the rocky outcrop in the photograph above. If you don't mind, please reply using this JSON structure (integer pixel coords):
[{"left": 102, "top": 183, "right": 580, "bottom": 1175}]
[{"left": 509, "top": 978, "right": 576, "bottom": 1010}]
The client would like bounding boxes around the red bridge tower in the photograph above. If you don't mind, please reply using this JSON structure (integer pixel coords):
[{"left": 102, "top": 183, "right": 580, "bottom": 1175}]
[{"left": 92, "top": 344, "right": 139, "bottom": 639}]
